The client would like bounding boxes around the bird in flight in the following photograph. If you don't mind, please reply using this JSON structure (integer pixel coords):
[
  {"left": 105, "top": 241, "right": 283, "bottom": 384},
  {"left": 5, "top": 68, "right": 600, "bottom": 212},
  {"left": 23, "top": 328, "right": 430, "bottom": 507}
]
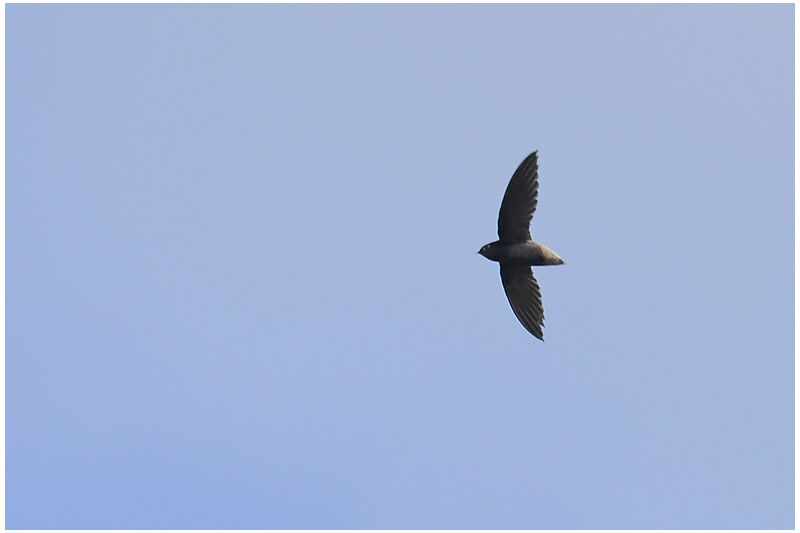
[{"left": 478, "top": 150, "right": 564, "bottom": 340}]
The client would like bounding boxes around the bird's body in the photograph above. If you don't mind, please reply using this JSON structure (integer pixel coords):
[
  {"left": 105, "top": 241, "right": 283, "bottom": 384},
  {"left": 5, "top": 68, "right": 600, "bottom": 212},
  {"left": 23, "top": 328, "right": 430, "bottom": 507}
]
[
  {"left": 478, "top": 150, "right": 564, "bottom": 340},
  {"left": 478, "top": 240, "right": 563, "bottom": 266}
]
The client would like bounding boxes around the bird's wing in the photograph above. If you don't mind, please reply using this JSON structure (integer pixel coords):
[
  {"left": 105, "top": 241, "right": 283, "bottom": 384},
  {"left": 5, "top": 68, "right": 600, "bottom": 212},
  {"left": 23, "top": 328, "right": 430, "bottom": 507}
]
[
  {"left": 497, "top": 150, "right": 539, "bottom": 242},
  {"left": 500, "top": 264, "right": 545, "bottom": 340}
]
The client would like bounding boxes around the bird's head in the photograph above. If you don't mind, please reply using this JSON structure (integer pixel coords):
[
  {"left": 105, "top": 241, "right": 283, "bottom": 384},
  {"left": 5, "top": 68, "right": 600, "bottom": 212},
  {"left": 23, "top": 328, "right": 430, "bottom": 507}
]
[{"left": 478, "top": 243, "right": 496, "bottom": 260}]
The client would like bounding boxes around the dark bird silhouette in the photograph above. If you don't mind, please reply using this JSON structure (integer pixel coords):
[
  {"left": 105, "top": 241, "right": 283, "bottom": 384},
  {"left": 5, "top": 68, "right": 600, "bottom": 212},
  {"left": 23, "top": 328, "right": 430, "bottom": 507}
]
[{"left": 478, "top": 150, "right": 564, "bottom": 340}]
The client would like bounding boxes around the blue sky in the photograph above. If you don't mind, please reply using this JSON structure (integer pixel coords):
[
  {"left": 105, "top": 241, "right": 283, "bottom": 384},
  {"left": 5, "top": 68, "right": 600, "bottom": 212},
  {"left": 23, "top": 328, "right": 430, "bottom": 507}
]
[{"left": 6, "top": 4, "right": 794, "bottom": 529}]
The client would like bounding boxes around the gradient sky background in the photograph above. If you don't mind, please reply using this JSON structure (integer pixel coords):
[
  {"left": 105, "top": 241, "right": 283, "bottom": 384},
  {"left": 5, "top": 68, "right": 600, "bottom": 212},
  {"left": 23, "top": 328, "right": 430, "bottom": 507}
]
[{"left": 6, "top": 4, "right": 794, "bottom": 529}]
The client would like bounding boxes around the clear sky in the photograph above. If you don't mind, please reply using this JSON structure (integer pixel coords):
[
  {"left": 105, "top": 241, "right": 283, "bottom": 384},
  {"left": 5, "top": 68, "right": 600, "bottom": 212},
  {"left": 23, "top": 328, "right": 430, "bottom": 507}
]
[{"left": 6, "top": 4, "right": 794, "bottom": 529}]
